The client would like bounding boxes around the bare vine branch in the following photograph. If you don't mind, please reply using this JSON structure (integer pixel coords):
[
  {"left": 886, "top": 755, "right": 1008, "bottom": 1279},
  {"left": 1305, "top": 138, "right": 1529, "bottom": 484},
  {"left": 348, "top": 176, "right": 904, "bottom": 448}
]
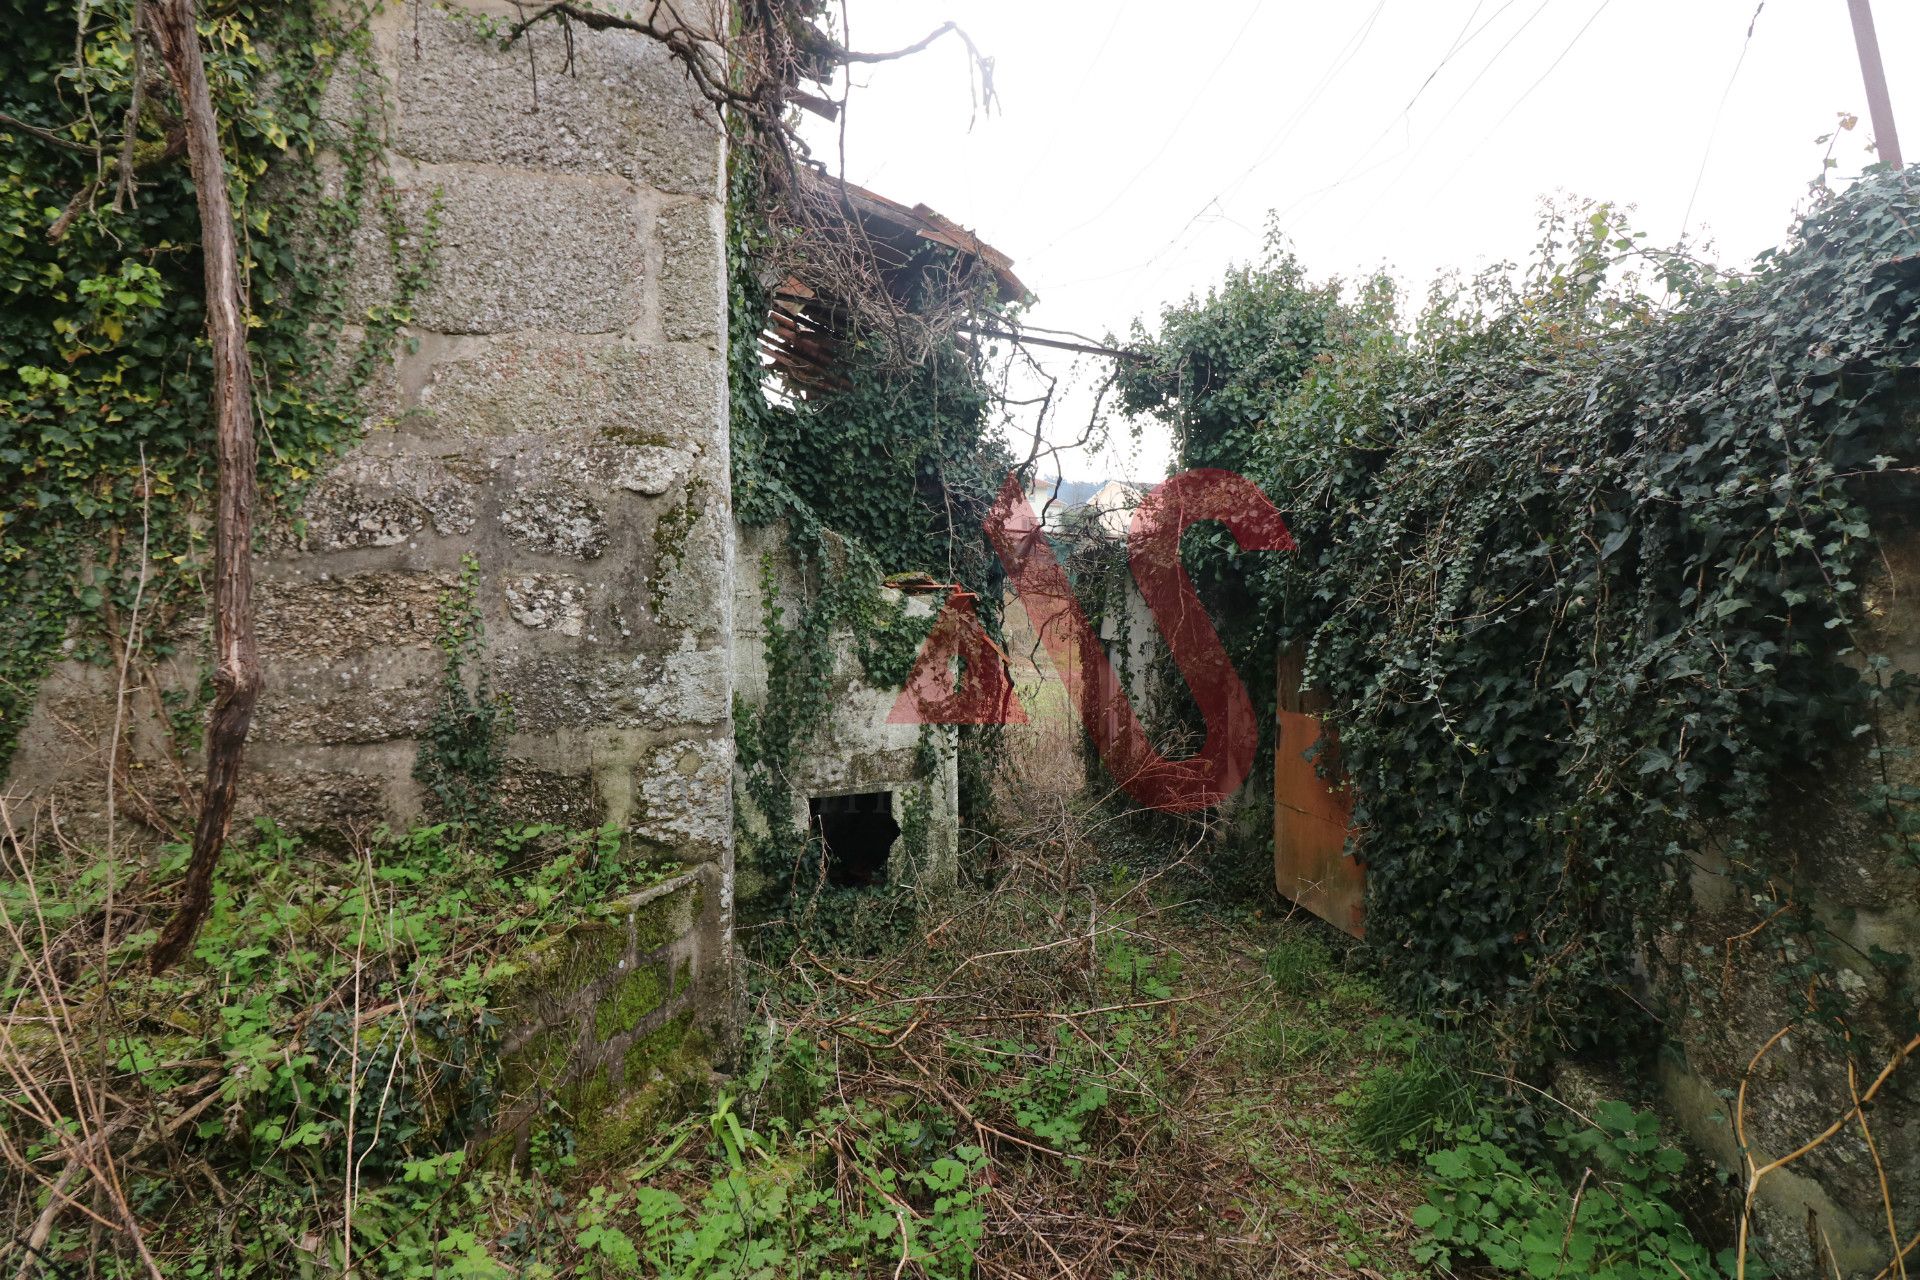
[
  {"left": 145, "top": 0, "right": 262, "bottom": 975},
  {"left": 0, "top": 110, "right": 94, "bottom": 153}
]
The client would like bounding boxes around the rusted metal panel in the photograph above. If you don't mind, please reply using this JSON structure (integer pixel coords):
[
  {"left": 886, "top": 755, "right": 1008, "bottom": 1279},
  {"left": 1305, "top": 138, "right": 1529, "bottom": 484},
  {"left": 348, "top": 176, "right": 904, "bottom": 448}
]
[{"left": 1274, "top": 650, "right": 1365, "bottom": 938}]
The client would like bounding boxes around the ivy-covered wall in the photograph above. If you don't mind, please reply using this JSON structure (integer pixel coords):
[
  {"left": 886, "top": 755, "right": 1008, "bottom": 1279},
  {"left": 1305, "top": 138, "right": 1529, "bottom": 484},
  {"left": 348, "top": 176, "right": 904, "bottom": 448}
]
[
  {"left": 1114, "top": 173, "right": 1920, "bottom": 1273},
  {"left": 720, "top": 128, "right": 1016, "bottom": 946},
  {"left": 4, "top": 0, "right": 741, "bottom": 1114},
  {"left": 731, "top": 520, "right": 960, "bottom": 909},
  {"left": 1655, "top": 523, "right": 1920, "bottom": 1276},
  {"left": 2, "top": 0, "right": 407, "bottom": 804}
]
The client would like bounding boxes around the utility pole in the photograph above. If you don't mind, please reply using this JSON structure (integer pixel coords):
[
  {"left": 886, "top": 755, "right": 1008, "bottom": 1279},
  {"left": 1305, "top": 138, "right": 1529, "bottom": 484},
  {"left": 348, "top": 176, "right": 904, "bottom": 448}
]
[{"left": 1847, "top": 0, "right": 1903, "bottom": 169}]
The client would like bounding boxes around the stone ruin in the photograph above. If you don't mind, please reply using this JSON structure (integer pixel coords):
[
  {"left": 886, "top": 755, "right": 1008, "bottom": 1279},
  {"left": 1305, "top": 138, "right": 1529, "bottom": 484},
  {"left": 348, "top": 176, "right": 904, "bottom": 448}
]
[{"left": 5, "top": 0, "right": 962, "bottom": 1145}]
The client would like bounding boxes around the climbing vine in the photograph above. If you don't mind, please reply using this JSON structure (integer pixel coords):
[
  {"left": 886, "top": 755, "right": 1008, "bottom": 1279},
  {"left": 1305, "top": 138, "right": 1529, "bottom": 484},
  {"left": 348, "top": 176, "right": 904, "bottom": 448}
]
[
  {"left": 725, "top": 144, "right": 1012, "bottom": 938},
  {"left": 1123, "top": 174, "right": 1920, "bottom": 1059},
  {"left": 0, "top": 0, "right": 432, "bottom": 771},
  {"left": 414, "top": 554, "right": 514, "bottom": 834}
]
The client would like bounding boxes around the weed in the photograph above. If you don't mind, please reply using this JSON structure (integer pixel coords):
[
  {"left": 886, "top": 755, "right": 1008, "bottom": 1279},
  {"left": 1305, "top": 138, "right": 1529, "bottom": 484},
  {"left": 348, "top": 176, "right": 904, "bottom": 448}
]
[
  {"left": 1412, "top": 1101, "right": 1749, "bottom": 1279},
  {"left": 415, "top": 554, "right": 514, "bottom": 833},
  {"left": 1346, "top": 1051, "right": 1473, "bottom": 1159},
  {"left": 1263, "top": 928, "right": 1333, "bottom": 996},
  {"left": 0, "top": 815, "right": 670, "bottom": 1277}
]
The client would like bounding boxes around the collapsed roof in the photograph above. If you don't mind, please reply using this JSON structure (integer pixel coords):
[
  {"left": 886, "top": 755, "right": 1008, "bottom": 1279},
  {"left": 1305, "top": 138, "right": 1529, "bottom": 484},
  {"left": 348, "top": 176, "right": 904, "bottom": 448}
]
[{"left": 763, "top": 174, "right": 1027, "bottom": 396}]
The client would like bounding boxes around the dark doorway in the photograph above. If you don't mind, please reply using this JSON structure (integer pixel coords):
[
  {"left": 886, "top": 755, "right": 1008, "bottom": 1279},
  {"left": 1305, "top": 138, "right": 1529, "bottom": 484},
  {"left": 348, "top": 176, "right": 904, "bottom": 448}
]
[{"left": 809, "top": 792, "right": 900, "bottom": 888}]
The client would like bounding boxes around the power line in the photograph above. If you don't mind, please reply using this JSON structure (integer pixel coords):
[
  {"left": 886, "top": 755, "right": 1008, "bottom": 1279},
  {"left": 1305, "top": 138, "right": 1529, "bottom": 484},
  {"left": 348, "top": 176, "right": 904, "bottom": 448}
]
[
  {"left": 1038, "top": 0, "right": 1267, "bottom": 251},
  {"left": 1291, "top": 0, "right": 1508, "bottom": 211},
  {"left": 1680, "top": 3, "right": 1766, "bottom": 242},
  {"left": 1152, "top": 0, "right": 1529, "bottom": 300},
  {"left": 1403, "top": 0, "right": 1615, "bottom": 216},
  {"left": 1014, "top": 0, "right": 1133, "bottom": 197},
  {"left": 1219, "top": 0, "right": 1391, "bottom": 204},
  {"left": 1291, "top": 0, "right": 1554, "bottom": 227},
  {"left": 1467, "top": 0, "right": 1615, "bottom": 153},
  {"left": 1103, "top": 0, "right": 1392, "bottom": 304}
]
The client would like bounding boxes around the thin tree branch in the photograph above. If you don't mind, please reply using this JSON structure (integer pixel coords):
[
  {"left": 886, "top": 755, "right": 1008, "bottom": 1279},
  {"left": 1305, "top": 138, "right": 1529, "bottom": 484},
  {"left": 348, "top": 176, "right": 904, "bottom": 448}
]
[
  {"left": 0, "top": 110, "right": 93, "bottom": 153},
  {"left": 113, "top": 5, "right": 150, "bottom": 212},
  {"left": 837, "top": 20, "right": 956, "bottom": 63}
]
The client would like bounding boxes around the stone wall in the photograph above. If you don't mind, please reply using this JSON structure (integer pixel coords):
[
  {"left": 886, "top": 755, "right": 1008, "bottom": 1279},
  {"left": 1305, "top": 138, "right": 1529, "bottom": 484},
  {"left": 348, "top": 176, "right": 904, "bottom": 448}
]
[
  {"left": 1653, "top": 526, "right": 1920, "bottom": 1279},
  {"left": 6, "top": 0, "right": 740, "bottom": 1132},
  {"left": 273, "top": 0, "right": 735, "bottom": 1030},
  {"left": 260, "top": 2, "right": 733, "bottom": 849},
  {"left": 487, "top": 870, "right": 713, "bottom": 1165}
]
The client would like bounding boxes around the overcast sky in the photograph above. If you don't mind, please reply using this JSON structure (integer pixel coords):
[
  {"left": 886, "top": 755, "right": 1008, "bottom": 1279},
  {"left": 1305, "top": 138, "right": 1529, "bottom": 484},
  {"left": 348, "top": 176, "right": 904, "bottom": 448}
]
[{"left": 800, "top": 0, "right": 1917, "bottom": 483}]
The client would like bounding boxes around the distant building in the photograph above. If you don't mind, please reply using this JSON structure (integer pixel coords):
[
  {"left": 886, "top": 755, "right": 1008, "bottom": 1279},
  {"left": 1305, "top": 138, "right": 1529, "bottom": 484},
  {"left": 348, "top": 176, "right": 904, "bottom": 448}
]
[
  {"left": 1023, "top": 477, "right": 1148, "bottom": 537},
  {"left": 1084, "top": 479, "right": 1147, "bottom": 537}
]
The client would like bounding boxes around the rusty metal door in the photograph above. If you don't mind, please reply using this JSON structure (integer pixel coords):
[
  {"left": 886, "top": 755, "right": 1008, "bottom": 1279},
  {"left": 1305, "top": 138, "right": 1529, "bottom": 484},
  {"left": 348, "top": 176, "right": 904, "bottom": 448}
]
[{"left": 1273, "top": 649, "right": 1364, "bottom": 938}]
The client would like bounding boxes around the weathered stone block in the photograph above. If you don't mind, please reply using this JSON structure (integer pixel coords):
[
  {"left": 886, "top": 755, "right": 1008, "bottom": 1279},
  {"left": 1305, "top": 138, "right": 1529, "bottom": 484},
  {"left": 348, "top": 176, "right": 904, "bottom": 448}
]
[
  {"left": 388, "top": 6, "right": 720, "bottom": 195},
  {"left": 649, "top": 496, "right": 730, "bottom": 638},
  {"left": 630, "top": 736, "right": 730, "bottom": 859},
  {"left": 577, "top": 1015, "right": 707, "bottom": 1162},
  {"left": 494, "top": 765, "right": 602, "bottom": 828},
  {"left": 590, "top": 437, "right": 700, "bottom": 497},
  {"left": 492, "top": 648, "right": 730, "bottom": 735},
  {"left": 480, "top": 869, "right": 710, "bottom": 1162},
  {"left": 256, "top": 572, "right": 454, "bottom": 661},
  {"left": 233, "top": 765, "right": 388, "bottom": 842},
  {"left": 392, "top": 167, "right": 644, "bottom": 335},
  {"left": 628, "top": 877, "right": 701, "bottom": 953},
  {"left": 289, "top": 447, "right": 477, "bottom": 552},
  {"left": 635, "top": 648, "right": 733, "bottom": 728},
  {"left": 419, "top": 336, "right": 719, "bottom": 446},
  {"left": 503, "top": 574, "right": 588, "bottom": 636},
  {"left": 493, "top": 918, "right": 628, "bottom": 1030},
  {"left": 499, "top": 487, "right": 609, "bottom": 560},
  {"left": 657, "top": 199, "right": 723, "bottom": 341},
  {"left": 251, "top": 678, "right": 437, "bottom": 746}
]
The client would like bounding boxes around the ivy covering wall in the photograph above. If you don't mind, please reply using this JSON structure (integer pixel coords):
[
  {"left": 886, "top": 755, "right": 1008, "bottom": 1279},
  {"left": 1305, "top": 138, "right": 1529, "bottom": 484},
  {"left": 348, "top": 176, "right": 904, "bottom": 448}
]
[
  {"left": 725, "top": 156, "right": 1014, "bottom": 937},
  {"left": 0, "top": 0, "right": 422, "bottom": 768},
  {"left": 1120, "top": 172, "right": 1920, "bottom": 1060}
]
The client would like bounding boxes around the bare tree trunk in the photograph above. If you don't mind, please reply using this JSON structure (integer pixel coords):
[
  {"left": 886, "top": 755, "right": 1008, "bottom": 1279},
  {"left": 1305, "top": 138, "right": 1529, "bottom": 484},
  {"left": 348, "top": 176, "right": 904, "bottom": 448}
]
[{"left": 146, "top": 0, "right": 260, "bottom": 974}]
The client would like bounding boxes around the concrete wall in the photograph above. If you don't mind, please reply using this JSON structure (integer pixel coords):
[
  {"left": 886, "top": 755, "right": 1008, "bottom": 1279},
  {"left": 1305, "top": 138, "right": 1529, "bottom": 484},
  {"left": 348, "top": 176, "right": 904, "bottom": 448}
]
[{"left": 731, "top": 522, "right": 960, "bottom": 899}]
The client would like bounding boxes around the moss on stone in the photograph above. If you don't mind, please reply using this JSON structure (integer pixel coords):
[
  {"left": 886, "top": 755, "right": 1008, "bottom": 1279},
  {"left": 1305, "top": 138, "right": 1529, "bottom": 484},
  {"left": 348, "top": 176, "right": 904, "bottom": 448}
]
[
  {"left": 623, "top": 1009, "right": 695, "bottom": 1084},
  {"left": 549, "top": 926, "right": 628, "bottom": 1003},
  {"left": 499, "top": 1025, "right": 573, "bottom": 1100},
  {"left": 488, "top": 916, "right": 633, "bottom": 1064},
  {"left": 594, "top": 961, "right": 667, "bottom": 1042},
  {"left": 572, "top": 1014, "right": 707, "bottom": 1163},
  {"left": 632, "top": 881, "right": 696, "bottom": 953},
  {"left": 563, "top": 1063, "right": 613, "bottom": 1118},
  {"left": 646, "top": 476, "right": 709, "bottom": 614}
]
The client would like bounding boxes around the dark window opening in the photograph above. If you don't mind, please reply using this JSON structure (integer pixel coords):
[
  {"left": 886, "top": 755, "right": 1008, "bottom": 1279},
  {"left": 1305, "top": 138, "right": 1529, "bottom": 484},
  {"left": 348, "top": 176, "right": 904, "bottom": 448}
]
[{"left": 810, "top": 792, "right": 899, "bottom": 888}]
